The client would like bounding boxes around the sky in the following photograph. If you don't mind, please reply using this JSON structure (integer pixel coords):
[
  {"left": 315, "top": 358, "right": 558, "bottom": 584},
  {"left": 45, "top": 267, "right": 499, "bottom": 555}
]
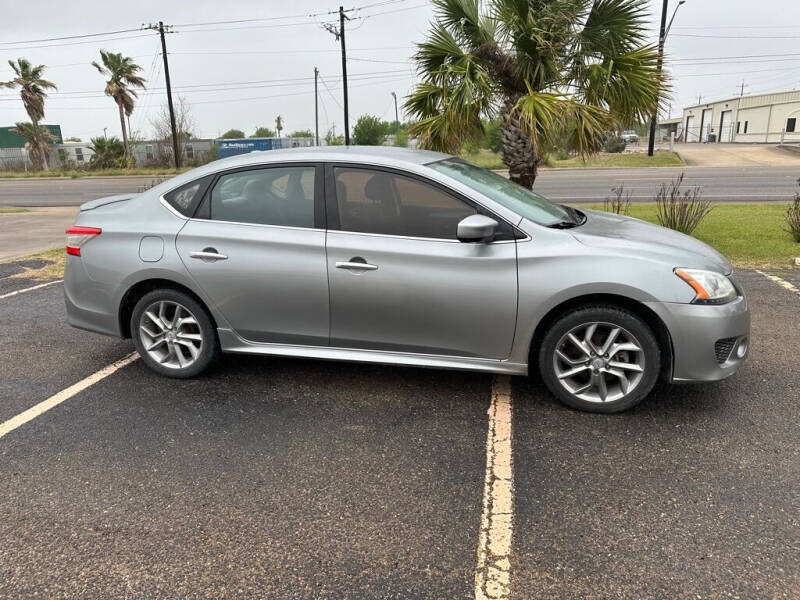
[{"left": 2, "top": 0, "right": 800, "bottom": 141}]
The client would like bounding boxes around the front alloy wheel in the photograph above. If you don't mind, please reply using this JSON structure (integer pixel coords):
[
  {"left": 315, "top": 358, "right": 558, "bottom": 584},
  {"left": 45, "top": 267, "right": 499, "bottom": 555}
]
[{"left": 539, "top": 306, "right": 661, "bottom": 413}]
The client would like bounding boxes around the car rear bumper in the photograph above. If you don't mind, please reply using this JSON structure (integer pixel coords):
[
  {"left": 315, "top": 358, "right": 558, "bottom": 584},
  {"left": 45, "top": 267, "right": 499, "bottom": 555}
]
[
  {"left": 64, "top": 256, "right": 120, "bottom": 337},
  {"left": 646, "top": 296, "right": 750, "bottom": 383}
]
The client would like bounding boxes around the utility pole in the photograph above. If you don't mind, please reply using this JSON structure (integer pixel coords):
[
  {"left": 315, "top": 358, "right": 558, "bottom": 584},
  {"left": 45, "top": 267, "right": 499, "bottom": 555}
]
[
  {"left": 647, "top": 0, "right": 669, "bottom": 157},
  {"left": 324, "top": 8, "right": 350, "bottom": 145},
  {"left": 314, "top": 67, "right": 319, "bottom": 146},
  {"left": 391, "top": 91, "right": 399, "bottom": 130},
  {"left": 697, "top": 94, "right": 703, "bottom": 105},
  {"left": 145, "top": 21, "right": 180, "bottom": 168},
  {"left": 738, "top": 81, "right": 748, "bottom": 97}
]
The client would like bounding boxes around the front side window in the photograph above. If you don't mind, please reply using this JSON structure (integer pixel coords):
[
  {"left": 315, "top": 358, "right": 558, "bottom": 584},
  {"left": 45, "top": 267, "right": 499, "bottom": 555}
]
[
  {"left": 429, "top": 158, "right": 570, "bottom": 227},
  {"left": 333, "top": 167, "right": 476, "bottom": 239},
  {"left": 209, "top": 166, "right": 315, "bottom": 228},
  {"left": 145, "top": 145, "right": 154, "bottom": 160}
]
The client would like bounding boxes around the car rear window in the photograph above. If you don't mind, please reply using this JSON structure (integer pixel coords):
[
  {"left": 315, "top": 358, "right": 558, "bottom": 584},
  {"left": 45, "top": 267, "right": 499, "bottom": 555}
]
[{"left": 162, "top": 175, "right": 214, "bottom": 217}]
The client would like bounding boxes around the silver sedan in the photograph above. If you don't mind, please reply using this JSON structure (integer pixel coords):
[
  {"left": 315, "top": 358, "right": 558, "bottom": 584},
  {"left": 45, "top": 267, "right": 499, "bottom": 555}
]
[{"left": 64, "top": 146, "right": 749, "bottom": 413}]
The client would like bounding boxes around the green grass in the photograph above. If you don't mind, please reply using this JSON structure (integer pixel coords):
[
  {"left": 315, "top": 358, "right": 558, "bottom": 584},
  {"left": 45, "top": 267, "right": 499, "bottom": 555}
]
[
  {"left": 0, "top": 206, "right": 27, "bottom": 213},
  {"left": 584, "top": 203, "right": 799, "bottom": 268},
  {"left": 0, "top": 167, "right": 191, "bottom": 179},
  {"left": 460, "top": 149, "right": 684, "bottom": 170},
  {"left": 551, "top": 150, "right": 683, "bottom": 168}
]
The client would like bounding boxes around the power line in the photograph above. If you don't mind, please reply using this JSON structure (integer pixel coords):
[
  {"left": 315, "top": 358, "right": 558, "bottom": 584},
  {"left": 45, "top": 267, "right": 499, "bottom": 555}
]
[
  {"left": 0, "top": 32, "right": 155, "bottom": 51},
  {"left": 0, "top": 27, "right": 142, "bottom": 46},
  {"left": 673, "top": 33, "right": 800, "bottom": 39}
]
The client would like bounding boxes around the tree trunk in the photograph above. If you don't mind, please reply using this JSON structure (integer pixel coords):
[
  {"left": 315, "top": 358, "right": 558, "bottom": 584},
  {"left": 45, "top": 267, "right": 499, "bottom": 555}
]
[
  {"left": 500, "top": 98, "right": 538, "bottom": 189},
  {"left": 33, "top": 118, "right": 50, "bottom": 171},
  {"left": 118, "top": 101, "right": 129, "bottom": 161}
]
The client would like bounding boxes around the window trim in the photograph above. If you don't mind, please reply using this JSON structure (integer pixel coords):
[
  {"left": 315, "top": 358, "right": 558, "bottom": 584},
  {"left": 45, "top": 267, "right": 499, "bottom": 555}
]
[
  {"left": 189, "top": 162, "right": 325, "bottom": 229},
  {"left": 323, "top": 162, "right": 524, "bottom": 243}
]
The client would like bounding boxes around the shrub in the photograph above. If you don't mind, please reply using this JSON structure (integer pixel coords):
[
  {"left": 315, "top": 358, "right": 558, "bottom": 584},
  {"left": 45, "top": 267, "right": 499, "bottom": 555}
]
[
  {"left": 602, "top": 135, "right": 626, "bottom": 153},
  {"left": 352, "top": 115, "right": 387, "bottom": 145},
  {"left": 654, "top": 172, "right": 713, "bottom": 234},
  {"left": 394, "top": 128, "right": 409, "bottom": 148},
  {"left": 605, "top": 185, "right": 632, "bottom": 215},
  {"left": 786, "top": 178, "right": 800, "bottom": 243}
]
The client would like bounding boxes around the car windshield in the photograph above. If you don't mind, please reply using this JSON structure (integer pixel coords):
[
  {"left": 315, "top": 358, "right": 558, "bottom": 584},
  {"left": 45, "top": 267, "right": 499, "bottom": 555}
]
[{"left": 428, "top": 158, "right": 573, "bottom": 227}]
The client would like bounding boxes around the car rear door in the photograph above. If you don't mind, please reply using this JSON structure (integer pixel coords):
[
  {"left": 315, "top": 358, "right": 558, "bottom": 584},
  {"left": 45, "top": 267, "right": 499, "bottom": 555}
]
[
  {"left": 324, "top": 163, "right": 518, "bottom": 360},
  {"left": 176, "top": 162, "right": 329, "bottom": 346}
]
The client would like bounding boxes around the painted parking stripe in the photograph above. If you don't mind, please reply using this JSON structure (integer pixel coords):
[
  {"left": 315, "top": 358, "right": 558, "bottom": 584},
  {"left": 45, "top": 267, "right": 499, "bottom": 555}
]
[
  {"left": 475, "top": 375, "right": 514, "bottom": 600},
  {"left": 0, "top": 353, "right": 138, "bottom": 440},
  {"left": 0, "top": 279, "right": 62, "bottom": 300},
  {"left": 755, "top": 270, "right": 800, "bottom": 298}
]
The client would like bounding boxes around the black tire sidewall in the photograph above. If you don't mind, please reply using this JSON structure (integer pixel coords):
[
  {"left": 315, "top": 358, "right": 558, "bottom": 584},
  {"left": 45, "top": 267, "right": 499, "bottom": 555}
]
[
  {"left": 538, "top": 305, "right": 661, "bottom": 413},
  {"left": 131, "top": 289, "right": 218, "bottom": 378}
]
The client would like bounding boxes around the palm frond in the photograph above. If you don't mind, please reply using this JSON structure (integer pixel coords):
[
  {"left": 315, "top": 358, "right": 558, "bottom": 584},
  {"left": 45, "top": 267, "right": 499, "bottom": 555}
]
[{"left": 432, "top": 0, "right": 494, "bottom": 49}]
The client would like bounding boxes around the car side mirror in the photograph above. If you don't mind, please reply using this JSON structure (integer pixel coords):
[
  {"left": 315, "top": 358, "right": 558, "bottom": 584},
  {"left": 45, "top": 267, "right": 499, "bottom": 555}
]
[{"left": 457, "top": 214, "right": 499, "bottom": 243}]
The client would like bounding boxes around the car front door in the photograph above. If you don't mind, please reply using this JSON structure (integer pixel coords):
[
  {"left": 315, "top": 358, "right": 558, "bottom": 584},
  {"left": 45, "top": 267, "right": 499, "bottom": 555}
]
[
  {"left": 176, "top": 163, "right": 329, "bottom": 345},
  {"left": 324, "top": 164, "right": 518, "bottom": 360}
]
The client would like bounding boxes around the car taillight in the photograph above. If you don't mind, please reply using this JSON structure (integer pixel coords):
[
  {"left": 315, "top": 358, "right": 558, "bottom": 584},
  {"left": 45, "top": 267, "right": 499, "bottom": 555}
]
[{"left": 65, "top": 226, "right": 102, "bottom": 256}]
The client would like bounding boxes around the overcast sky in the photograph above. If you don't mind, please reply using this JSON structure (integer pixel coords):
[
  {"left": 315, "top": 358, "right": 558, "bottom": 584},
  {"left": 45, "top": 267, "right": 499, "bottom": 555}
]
[{"left": 2, "top": 0, "right": 799, "bottom": 141}]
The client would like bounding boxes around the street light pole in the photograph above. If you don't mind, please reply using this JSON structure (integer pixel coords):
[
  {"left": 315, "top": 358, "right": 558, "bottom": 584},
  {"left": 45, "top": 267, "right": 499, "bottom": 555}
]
[
  {"left": 647, "top": 0, "right": 684, "bottom": 157},
  {"left": 391, "top": 91, "right": 399, "bottom": 130}
]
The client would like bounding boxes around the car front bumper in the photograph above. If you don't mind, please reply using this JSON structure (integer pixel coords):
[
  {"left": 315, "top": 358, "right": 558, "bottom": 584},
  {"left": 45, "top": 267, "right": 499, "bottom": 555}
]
[{"left": 645, "top": 295, "right": 750, "bottom": 383}]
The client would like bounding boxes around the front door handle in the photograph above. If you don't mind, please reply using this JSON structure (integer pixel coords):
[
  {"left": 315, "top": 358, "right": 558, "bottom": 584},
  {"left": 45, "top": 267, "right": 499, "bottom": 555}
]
[
  {"left": 336, "top": 260, "right": 378, "bottom": 271},
  {"left": 189, "top": 248, "right": 228, "bottom": 261}
]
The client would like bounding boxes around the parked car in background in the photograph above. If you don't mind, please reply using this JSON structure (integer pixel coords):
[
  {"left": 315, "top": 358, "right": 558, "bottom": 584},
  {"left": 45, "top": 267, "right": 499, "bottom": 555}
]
[
  {"left": 620, "top": 130, "right": 640, "bottom": 144},
  {"left": 64, "top": 146, "right": 749, "bottom": 413}
]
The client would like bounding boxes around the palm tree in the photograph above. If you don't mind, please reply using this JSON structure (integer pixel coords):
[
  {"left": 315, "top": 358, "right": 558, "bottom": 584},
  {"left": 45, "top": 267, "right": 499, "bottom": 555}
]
[
  {"left": 92, "top": 50, "right": 146, "bottom": 161},
  {"left": 88, "top": 136, "right": 126, "bottom": 169},
  {"left": 2, "top": 59, "right": 57, "bottom": 170},
  {"left": 405, "top": 0, "right": 663, "bottom": 188},
  {"left": 12, "top": 122, "right": 55, "bottom": 171}
]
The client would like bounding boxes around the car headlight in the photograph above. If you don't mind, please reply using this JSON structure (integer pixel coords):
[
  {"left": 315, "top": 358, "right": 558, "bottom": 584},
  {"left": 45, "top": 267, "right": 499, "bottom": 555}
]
[{"left": 674, "top": 268, "right": 738, "bottom": 304}]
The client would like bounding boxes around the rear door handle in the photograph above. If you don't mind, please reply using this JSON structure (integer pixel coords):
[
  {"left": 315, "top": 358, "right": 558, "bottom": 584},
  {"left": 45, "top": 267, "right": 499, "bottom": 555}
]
[
  {"left": 190, "top": 249, "right": 228, "bottom": 261},
  {"left": 336, "top": 261, "right": 378, "bottom": 271}
]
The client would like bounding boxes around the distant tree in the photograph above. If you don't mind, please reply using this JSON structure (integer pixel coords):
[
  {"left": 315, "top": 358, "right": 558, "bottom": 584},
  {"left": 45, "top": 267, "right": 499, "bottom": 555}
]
[
  {"left": 88, "top": 136, "right": 126, "bottom": 169},
  {"left": 12, "top": 122, "right": 55, "bottom": 170},
  {"left": 325, "top": 125, "right": 345, "bottom": 146},
  {"left": 352, "top": 115, "right": 388, "bottom": 146},
  {"left": 251, "top": 126, "right": 275, "bottom": 138},
  {"left": 150, "top": 96, "right": 197, "bottom": 164},
  {"left": 65, "top": 136, "right": 82, "bottom": 142},
  {"left": 221, "top": 129, "right": 245, "bottom": 139},
  {"left": 275, "top": 115, "right": 283, "bottom": 138},
  {"left": 92, "top": 50, "right": 146, "bottom": 162},
  {"left": 289, "top": 129, "right": 313, "bottom": 138},
  {"left": 2, "top": 58, "right": 57, "bottom": 170}
]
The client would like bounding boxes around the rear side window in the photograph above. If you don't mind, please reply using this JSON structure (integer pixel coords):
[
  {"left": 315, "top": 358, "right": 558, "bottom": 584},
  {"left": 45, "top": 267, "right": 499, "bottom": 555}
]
[
  {"left": 163, "top": 175, "right": 213, "bottom": 217},
  {"left": 206, "top": 166, "right": 316, "bottom": 228}
]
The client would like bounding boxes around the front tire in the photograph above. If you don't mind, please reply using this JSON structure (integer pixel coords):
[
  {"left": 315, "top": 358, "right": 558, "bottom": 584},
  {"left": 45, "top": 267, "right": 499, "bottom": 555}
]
[
  {"left": 538, "top": 306, "right": 660, "bottom": 413},
  {"left": 131, "top": 289, "right": 219, "bottom": 378}
]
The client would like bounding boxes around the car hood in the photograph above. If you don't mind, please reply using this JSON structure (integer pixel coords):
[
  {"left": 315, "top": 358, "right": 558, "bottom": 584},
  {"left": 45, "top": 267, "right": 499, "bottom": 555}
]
[{"left": 570, "top": 209, "right": 732, "bottom": 274}]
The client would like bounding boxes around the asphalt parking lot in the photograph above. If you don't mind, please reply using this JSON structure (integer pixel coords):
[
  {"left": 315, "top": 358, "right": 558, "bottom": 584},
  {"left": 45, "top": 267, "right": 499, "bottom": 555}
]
[{"left": 0, "top": 267, "right": 798, "bottom": 598}]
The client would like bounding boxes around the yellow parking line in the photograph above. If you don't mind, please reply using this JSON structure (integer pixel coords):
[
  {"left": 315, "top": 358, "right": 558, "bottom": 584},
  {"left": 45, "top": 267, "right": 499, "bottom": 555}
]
[
  {"left": 0, "top": 279, "right": 62, "bottom": 300},
  {"left": 755, "top": 270, "right": 800, "bottom": 297},
  {"left": 0, "top": 353, "right": 138, "bottom": 440},
  {"left": 475, "top": 375, "right": 514, "bottom": 600}
]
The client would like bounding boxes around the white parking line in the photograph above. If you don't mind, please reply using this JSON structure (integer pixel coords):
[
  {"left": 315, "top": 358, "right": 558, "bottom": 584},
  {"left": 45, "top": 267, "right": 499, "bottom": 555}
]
[
  {"left": 0, "top": 279, "right": 62, "bottom": 300},
  {"left": 475, "top": 375, "right": 514, "bottom": 600},
  {"left": 755, "top": 270, "right": 800, "bottom": 298},
  {"left": 0, "top": 353, "right": 139, "bottom": 440}
]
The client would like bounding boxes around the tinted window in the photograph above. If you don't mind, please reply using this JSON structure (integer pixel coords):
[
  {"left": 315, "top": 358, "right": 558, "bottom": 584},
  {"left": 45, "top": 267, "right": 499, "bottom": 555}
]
[
  {"left": 163, "top": 175, "right": 213, "bottom": 217},
  {"left": 787, "top": 118, "right": 797, "bottom": 133},
  {"left": 333, "top": 167, "right": 476, "bottom": 239},
  {"left": 209, "top": 166, "right": 315, "bottom": 227},
  {"left": 429, "top": 159, "right": 570, "bottom": 227}
]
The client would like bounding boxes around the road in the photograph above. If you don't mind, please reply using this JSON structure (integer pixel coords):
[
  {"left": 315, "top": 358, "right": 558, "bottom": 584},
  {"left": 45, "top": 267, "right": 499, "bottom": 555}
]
[
  {"left": 1, "top": 263, "right": 798, "bottom": 598},
  {"left": 1, "top": 165, "right": 799, "bottom": 207}
]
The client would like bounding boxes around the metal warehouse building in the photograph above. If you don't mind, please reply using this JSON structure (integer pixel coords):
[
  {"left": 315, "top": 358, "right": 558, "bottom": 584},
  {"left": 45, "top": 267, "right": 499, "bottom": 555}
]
[{"left": 682, "top": 90, "right": 800, "bottom": 143}]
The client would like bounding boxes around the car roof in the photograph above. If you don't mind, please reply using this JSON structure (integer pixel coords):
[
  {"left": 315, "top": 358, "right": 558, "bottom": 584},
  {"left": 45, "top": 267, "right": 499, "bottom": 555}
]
[
  {"left": 151, "top": 146, "right": 454, "bottom": 197},
  {"left": 212, "top": 145, "right": 451, "bottom": 168}
]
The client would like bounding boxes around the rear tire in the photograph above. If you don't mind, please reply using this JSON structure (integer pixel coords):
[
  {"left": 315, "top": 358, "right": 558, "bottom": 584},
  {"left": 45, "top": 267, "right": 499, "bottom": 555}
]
[
  {"left": 538, "top": 305, "right": 660, "bottom": 413},
  {"left": 131, "top": 288, "right": 219, "bottom": 378}
]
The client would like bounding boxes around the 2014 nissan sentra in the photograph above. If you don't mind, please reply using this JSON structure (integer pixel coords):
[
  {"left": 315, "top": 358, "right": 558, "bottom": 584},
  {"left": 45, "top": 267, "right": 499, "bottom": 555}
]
[{"left": 64, "top": 146, "right": 749, "bottom": 413}]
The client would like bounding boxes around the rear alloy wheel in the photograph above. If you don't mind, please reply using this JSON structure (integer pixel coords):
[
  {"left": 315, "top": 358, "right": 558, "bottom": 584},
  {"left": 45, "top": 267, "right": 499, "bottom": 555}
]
[
  {"left": 539, "top": 306, "right": 660, "bottom": 413},
  {"left": 131, "top": 289, "right": 218, "bottom": 378}
]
